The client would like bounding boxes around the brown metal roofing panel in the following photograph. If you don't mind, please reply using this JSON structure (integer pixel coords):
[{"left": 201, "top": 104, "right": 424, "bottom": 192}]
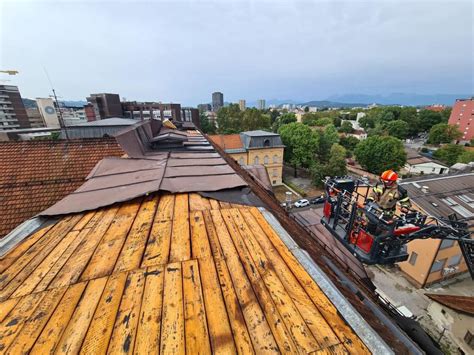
[
  {"left": 425, "top": 294, "right": 474, "bottom": 315},
  {"left": 166, "top": 157, "right": 227, "bottom": 167},
  {"left": 41, "top": 181, "right": 159, "bottom": 215},
  {"left": 160, "top": 174, "right": 247, "bottom": 192},
  {"left": 242, "top": 165, "right": 272, "bottom": 191},
  {"left": 86, "top": 156, "right": 167, "bottom": 179},
  {"left": 77, "top": 170, "right": 164, "bottom": 193},
  {"left": 164, "top": 165, "right": 235, "bottom": 178}
]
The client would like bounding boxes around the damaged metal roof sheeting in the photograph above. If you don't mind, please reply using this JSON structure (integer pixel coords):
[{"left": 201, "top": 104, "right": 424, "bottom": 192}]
[
  {"left": 41, "top": 153, "right": 247, "bottom": 216},
  {"left": 243, "top": 164, "right": 273, "bottom": 191}
]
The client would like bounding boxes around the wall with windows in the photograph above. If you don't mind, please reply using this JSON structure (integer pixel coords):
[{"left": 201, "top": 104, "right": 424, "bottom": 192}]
[{"left": 228, "top": 153, "right": 248, "bottom": 166}]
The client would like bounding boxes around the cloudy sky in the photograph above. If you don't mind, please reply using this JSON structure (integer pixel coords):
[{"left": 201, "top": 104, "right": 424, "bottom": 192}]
[{"left": 1, "top": 0, "right": 472, "bottom": 105}]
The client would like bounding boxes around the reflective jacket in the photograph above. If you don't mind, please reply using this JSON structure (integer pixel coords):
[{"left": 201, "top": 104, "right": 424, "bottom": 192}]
[{"left": 367, "top": 183, "right": 411, "bottom": 211}]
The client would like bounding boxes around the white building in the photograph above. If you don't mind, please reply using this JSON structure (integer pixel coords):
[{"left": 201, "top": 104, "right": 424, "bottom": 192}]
[
  {"left": 404, "top": 149, "right": 449, "bottom": 175},
  {"left": 36, "top": 98, "right": 60, "bottom": 128}
]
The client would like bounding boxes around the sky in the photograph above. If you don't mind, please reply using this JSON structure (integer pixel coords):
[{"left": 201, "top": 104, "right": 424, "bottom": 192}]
[{"left": 0, "top": 0, "right": 473, "bottom": 106}]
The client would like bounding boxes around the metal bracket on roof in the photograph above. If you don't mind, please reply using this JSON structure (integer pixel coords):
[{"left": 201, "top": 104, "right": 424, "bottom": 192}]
[
  {"left": 258, "top": 207, "right": 395, "bottom": 355},
  {"left": 0, "top": 217, "right": 55, "bottom": 257}
]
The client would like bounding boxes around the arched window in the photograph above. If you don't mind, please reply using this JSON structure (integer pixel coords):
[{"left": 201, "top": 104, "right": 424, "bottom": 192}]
[
  {"left": 254, "top": 156, "right": 259, "bottom": 165},
  {"left": 239, "top": 157, "right": 244, "bottom": 165},
  {"left": 273, "top": 155, "right": 279, "bottom": 163},
  {"left": 263, "top": 139, "right": 270, "bottom": 147},
  {"left": 264, "top": 155, "right": 269, "bottom": 164}
]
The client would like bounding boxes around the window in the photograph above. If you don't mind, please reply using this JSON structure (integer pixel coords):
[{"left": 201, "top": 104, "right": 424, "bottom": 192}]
[
  {"left": 264, "top": 155, "right": 269, "bottom": 164},
  {"left": 239, "top": 157, "right": 244, "bottom": 165},
  {"left": 273, "top": 155, "right": 279, "bottom": 163},
  {"left": 263, "top": 139, "right": 270, "bottom": 147},
  {"left": 465, "top": 330, "right": 474, "bottom": 349},
  {"left": 408, "top": 252, "right": 418, "bottom": 265},
  {"left": 447, "top": 254, "right": 462, "bottom": 267},
  {"left": 272, "top": 169, "right": 278, "bottom": 177},
  {"left": 254, "top": 156, "right": 259, "bottom": 165},
  {"left": 430, "top": 259, "right": 446, "bottom": 273},
  {"left": 439, "top": 239, "right": 455, "bottom": 249}
]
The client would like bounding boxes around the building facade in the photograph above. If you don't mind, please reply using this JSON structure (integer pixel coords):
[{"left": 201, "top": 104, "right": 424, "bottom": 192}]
[
  {"left": 257, "top": 99, "right": 266, "bottom": 110},
  {"left": 212, "top": 92, "right": 223, "bottom": 112},
  {"left": 209, "top": 130, "right": 285, "bottom": 185},
  {"left": 198, "top": 103, "right": 211, "bottom": 113},
  {"left": 0, "top": 85, "right": 30, "bottom": 130},
  {"left": 36, "top": 98, "right": 61, "bottom": 128},
  {"left": 25, "top": 108, "right": 45, "bottom": 128},
  {"left": 239, "top": 99, "right": 246, "bottom": 111},
  {"left": 86, "top": 93, "right": 123, "bottom": 120},
  {"left": 448, "top": 98, "right": 474, "bottom": 143},
  {"left": 398, "top": 174, "right": 474, "bottom": 287}
]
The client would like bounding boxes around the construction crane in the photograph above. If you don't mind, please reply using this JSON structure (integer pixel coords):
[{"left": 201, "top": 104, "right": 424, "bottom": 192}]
[
  {"left": 320, "top": 176, "right": 474, "bottom": 278},
  {"left": 0, "top": 70, "right": 19, "bottom": 75}
]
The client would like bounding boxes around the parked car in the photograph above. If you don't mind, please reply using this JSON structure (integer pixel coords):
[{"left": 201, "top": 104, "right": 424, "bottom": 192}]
[
  {"left": 310, "top": 196, "right": 325, "bottom": 204},
  {"left": 294, "top": 199, "right": 310, "bottom": 208}
]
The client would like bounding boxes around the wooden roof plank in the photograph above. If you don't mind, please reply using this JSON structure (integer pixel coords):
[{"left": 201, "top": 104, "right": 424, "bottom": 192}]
[
  {"left": 0, "top": 223, "right": 55, "bottom": 274},
  {"left": 108, "top": 270, "right": 145, "bottom": 354},
  {"left": 7, "top": 286, "right": 67, "bottom": 354},
  {"left": 80, "top": 272, "right": 128, "bottom": 355},
  {"left": 81, "top": 200, "right": 142, "bottom": 281},
  {"left": 155, "top": 193, "right": 175, "bottom": 222},
  {"left": 48, "top": 206, "right": 119, "bottom": 289},
  {"left": 134, "top": 265, "right": 165, "bottom": 353},
  {"left": 221, "top": 208, "right": 306, "bottom": 354},
  {"left": 203, "top": 211, "right": 254, "bottom": 355},
  {"left": 208, "top": 198, "right": 220, "bottom": 210},
  {"left": 189, "top": 193, "right": 211, "bottom": 211},
  {"left": 239, "top": 208, "right": 341, "bottom": 349},
  {"left": 160, "top": 262, "right": 185, "bottom": 355},
  {"left": 141, "top": 220, "right": 172, "bottom": 268},
  {"left": 0, "top": 291, "right": 46, "bottom": 351},
  {"left": 0, "top": 214, "right": 84, "bottom": 301},
  {"left": 114, "top": 196, "right": 158, "bottom": 273},
  {"left": 210, "top": 209, "right": 279, "bottom": 354},
  {"left": 53, "top": 274, "right": 107, "bottom": 354},
  {"left": 248, "top": 207, "right": 369, "bottom": 354},
  {"left": 190, "top": 210, "right": 212, "bottom": 259},
  {"left": 169, "top": 194, "right": 190, "bottom": 263},
  {"left": 33, "top": 228, "right": 91, "bottom": 293},
  {"left": 183, "top": 259, "right": 212, "bottom": 354},
  {"left": 229, "top": 208, "right": 321, "bottom": 353},
  {"left": 12, "top": 230, "right": 81, "bottom": 298},
  {"left": 30, "top": 282, "right": 87, "bottom": 353},
  {"left": 0, "top": 298, "right": 19, "bottom": 323},
  {"left": 71, "top": 210, "right": 97, "bottom": 231},
  {"left": 310, "top": 343, "right": 349, "bottom": 354}
]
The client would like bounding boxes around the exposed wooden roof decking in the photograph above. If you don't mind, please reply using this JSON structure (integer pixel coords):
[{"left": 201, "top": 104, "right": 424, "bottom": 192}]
[{"left": 0, "top": 193, "right": 368, "bottom": 354}]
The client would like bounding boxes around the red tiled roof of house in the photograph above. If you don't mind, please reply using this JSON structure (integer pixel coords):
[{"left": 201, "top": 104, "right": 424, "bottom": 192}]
[
  {"left": 208, "top": 134, "right": 243, "bottom": 150},
  {"left": 0, "top": 138, "right": 124, "bottom": 238}
]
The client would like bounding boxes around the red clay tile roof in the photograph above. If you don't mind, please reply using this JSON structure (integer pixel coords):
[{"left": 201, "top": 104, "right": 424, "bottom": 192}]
[
  {"left": 0, "top": 138, "right": 124, "bottom": 238},
  {"left": 208, "top": 134, "right": 243, "bottom": 150},
  {"left": 425, "top": 294, "right": 474, "bottom": 316}
]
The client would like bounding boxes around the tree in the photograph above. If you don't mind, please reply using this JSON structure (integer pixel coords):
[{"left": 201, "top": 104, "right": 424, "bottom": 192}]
[
  {"left": 354, "top": 136, "right": 406, "bottom": 174},
  {"left": 310, "top": 144, "right": 347, "bottom": 187},
  {"left": 433, "top": 144, "right": 465, "bottom": 165},
  {"left": 272, "top": 112, "right": 296, "bottom": 132},
  {"left": 278, "top": 123, "right": 318, "bottom": 177},
  {"left": 419, "top": 109, "right": 443, "bottom": 132},
  {"left": 427, "top": 123, "right": 462, "bottom": 145},
  {"left": 200, "top": 113, "right": 216, "bottom": 134},
  {"left": 270, "top": 109, "right": 280, "bottom": 123},
  {"left": 304, "top": 106, "right": 309, "bottom": 112},
  {"left": 384, "top": 120, "right": 409, "bottom": 139},
  {"left": 339, "top": 121, "right": 354, "bottom": 133},
  {"left": 359, "top": 116, "right": 375, "bottom": 129},
  {"left": 339, "top": 135, "right": 360, "bottom": 151},
  {"left": 333, "top": 116, "right": 342, "bottom": 127},
  {"left": 241, "top": 108, "right": 271, "bottom": 131},
  {"left": 458, "top": 150, "right": 474, "bottom": 163},
  {"left": 318, "top": 124, "right": 339, "bottom": 162},
  {"left": 314, "top": 117, "right": 333, "bottom": 127},
  {"left": 216, "top": 104, "right": 242, "bottom": 133}
]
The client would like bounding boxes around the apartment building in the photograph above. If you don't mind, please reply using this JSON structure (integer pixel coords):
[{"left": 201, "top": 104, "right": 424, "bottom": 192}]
[
  {"left": 0, "top": 85, "right": 30, "bottom": 129},
  {"left": 399, "top": 173, "right": 474, "bottom": 287},
  {"left": 212, "top": 91, "right": 223, "bottom": 112},
  {"left": 448, "top": 98, "right": 474, "bottom": 143},
  {"left": 209, "top": 130, "right": 285, "bottom": 185},
  {"left": 86, "top": 93, "right": 123, "bottom": 120},
  {"left": 239, "top": 99, "right": 246, "bottom": 111}
]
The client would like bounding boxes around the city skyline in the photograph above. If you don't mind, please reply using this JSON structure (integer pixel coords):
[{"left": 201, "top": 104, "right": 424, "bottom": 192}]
[{"left": 1, "top": 0, "right": 472, "bottom": 106}]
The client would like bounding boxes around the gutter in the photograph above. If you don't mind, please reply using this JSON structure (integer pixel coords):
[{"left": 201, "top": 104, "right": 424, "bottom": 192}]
[{"left": 259, "top": 207, "right": 396, "bottom": 355}]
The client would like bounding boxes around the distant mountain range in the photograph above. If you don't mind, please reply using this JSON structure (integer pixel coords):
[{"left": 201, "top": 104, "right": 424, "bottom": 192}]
[{"left": 325, "top": 93, "right": 470, "bottom": 106}]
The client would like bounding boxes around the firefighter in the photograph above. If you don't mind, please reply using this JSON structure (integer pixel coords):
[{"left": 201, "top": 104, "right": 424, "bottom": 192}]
[{"left": 367, "top": 170, "right": 411, "bottom": 217}]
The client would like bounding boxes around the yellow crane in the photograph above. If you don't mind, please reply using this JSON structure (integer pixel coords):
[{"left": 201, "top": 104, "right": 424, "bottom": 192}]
[{"left": 0, "top": 70, "right": 19, "bottom": 75}]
